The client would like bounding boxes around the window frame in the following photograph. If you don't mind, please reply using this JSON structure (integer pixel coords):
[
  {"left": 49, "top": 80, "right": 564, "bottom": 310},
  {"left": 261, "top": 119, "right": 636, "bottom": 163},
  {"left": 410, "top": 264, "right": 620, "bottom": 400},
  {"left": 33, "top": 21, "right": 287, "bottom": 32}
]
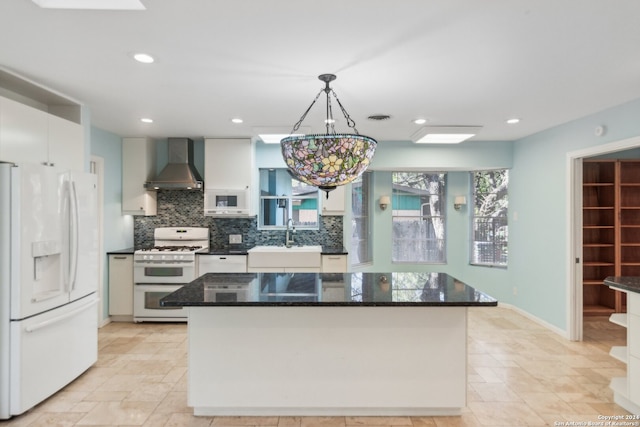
[
  {"left": 351, "top": 171, "right": 372, "bottom": 267},
  {"left": 257, "top": 168, "right": 320, "bottom": 230},
  {"left": 391, "top": 171, "right": 447, "bottom": 264},
  {"left": 470, "top": 169, "right": 509, "bottom": 268}
]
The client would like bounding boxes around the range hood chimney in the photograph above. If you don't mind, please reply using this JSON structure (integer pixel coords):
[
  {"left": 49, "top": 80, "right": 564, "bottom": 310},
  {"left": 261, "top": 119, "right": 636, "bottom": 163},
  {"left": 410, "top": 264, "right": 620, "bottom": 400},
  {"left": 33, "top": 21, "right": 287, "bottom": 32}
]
[{"left": 144, "top": 138, "right": 204, "bottom": 190}]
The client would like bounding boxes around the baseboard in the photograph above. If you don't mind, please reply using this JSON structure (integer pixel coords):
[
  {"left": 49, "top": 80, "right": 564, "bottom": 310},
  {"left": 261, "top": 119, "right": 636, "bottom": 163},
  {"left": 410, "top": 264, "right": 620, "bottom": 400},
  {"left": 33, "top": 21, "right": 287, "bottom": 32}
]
[
  {"left": 497, "top": 302, "right": 569, "bottom": 339},
  {"left": 98, "top": 317, "right": 111, "bottom": 328}
]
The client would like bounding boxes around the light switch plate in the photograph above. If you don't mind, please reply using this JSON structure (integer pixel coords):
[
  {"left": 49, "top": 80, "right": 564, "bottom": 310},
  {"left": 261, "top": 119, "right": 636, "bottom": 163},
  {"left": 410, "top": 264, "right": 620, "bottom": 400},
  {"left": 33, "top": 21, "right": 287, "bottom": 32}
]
[{"left": 229, "top": 234, "right": 242, "bottom": 244}]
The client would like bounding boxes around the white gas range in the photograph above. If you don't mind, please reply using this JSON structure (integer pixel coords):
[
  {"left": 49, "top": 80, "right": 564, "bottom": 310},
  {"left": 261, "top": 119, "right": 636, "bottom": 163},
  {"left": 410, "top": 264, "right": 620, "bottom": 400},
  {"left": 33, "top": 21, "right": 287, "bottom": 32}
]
[{"left": 133, "top": 227, "right": 209, "bottom": 322}]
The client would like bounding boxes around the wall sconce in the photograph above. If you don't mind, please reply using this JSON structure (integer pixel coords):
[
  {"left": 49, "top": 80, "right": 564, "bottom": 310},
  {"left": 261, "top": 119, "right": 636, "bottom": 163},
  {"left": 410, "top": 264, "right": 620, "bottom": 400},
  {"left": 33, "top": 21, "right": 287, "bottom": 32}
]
[
  {"left": 454, "top": 196, "right": 467, "bottom": 211},
  {"left": 379, "top": 195, "right": 391, "bottom": 211}
]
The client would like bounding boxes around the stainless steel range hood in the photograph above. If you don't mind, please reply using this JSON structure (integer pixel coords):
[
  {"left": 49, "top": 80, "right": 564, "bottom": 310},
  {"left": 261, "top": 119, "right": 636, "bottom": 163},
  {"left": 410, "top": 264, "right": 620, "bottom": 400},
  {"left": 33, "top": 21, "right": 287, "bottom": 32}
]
[{"left": 144, "top": 138, "right": 204, "bottom": 190}]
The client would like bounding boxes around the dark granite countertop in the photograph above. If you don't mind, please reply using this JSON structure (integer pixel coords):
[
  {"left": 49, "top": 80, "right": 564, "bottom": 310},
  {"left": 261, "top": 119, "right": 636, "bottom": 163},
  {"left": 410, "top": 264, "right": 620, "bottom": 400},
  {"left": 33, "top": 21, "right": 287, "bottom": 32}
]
[
  {"left": 160, "top": 272, "right": 497, "bottom": 307},
  {"left": 200, "top": 246, "right": 348, "bottom": 256},
  {"left": 604, "top": 276, "right": 640, "bottom": 294},
  {"left": 107, "top": 246, "right": 348, "bottom": 256}
]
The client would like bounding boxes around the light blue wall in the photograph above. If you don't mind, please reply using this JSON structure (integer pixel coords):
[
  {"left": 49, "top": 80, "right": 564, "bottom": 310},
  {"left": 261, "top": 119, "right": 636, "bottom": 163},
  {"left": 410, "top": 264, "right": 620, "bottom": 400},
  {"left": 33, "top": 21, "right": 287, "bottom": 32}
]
[
  {"left": 352, "top": 142, "right": 513, "bottom": 304},
  {"left": 509, "top": 98, "right": 640, "bottom": 331},
  {"left": 90, "top": 127, "right": 134, "bottom": 322},
  {"left": 256, "top": 139, "right": 514, "bottom": 303}
]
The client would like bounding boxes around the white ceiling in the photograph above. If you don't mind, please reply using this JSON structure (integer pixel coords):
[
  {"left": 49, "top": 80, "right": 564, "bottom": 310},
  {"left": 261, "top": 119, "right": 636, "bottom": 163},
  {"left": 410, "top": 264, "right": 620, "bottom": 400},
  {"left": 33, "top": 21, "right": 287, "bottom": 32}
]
[{"left": 1, "top": 0, "right": 640, "bottom": 143}]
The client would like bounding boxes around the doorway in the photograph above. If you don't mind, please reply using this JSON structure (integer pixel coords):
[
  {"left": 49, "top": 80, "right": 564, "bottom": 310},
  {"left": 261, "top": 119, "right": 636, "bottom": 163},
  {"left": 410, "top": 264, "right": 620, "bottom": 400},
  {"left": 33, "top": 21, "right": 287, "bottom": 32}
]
[{"left": 568, "top": 135, "right": 640, "bottom": 341}]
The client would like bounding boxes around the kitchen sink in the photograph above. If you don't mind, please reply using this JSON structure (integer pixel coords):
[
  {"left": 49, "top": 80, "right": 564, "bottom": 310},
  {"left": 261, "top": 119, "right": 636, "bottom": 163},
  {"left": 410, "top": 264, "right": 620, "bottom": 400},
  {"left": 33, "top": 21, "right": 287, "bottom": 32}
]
[{"left": 247, "top": 245, "right": 322, "bottom": 268}]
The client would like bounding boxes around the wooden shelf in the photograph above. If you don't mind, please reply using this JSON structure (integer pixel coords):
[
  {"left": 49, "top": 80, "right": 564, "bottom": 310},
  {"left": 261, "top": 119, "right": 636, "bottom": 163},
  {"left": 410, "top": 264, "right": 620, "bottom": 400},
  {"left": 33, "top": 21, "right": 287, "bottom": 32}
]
[
  {"left": 584, "top": 304, "right": 616, "bottom": 316},
  {"left": 582, "top": 160, "right": 638, "bottom": 316},
  {"left": 610, "top": 313, "right": 628, "bottom": 327},
  {"left": 610, "top": 346, "right": 628, "bottom": 364}
]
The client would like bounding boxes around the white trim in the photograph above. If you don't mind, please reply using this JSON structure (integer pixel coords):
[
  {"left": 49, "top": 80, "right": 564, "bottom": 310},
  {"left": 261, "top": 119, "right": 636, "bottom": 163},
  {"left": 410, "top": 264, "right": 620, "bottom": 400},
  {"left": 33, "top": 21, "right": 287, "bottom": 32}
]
[
  {"left": 90, "top": 155, "right": 105, "bottom": 327},
  {"left": 566, "top": 135, "right": 640, "bottom": 341},
  {"left": 498, "top": 302, "right": 568, "bottom": 339}
]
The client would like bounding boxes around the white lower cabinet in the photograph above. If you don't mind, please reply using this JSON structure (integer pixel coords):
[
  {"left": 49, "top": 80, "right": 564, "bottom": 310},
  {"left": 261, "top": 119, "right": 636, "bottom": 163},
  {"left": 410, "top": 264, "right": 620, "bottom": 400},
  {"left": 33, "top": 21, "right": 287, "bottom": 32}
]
[
  {"left": 108, "top": 254, "right": 134, "bottom": 320},
  {"left": 608, "top": 289, "right": 640, "bottom": 413},
  {"left": 321, "top": 254, "right": 347, "bottom": 272},
  {"left": 198, "top": 255, "right": 247, "bottom": 274}
]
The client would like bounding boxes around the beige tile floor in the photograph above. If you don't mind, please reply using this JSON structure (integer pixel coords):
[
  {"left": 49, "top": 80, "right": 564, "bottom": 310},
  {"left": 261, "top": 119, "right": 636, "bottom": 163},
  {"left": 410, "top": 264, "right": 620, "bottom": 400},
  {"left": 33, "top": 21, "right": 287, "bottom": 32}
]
[{"left": 0, "top": 306, "right": 633, "bottom": 427}]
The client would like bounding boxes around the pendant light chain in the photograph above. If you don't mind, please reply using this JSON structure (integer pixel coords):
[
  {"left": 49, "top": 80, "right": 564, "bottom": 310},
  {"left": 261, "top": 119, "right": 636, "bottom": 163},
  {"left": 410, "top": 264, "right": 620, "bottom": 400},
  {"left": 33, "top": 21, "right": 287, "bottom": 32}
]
[
  {"left": 330, "top": 89, "right": 359, "bottom": 134},
  {"left": 291, "top": 88, "right": 323, "bottom": 133}
]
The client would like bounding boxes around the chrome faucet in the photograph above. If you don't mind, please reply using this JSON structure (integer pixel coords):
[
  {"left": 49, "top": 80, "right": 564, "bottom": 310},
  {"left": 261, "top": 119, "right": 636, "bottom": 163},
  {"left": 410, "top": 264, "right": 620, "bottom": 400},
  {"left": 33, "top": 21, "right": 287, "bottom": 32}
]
[{"left": 285, "top": 218, "right": 296, "bottom": 248}]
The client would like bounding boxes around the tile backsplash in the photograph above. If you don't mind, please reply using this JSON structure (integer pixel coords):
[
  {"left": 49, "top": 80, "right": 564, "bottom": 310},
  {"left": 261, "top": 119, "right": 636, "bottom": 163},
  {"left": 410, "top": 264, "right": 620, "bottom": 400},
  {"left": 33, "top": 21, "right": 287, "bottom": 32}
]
[{"left": 133, "top": 190, "right": 344, "bottom": 249}]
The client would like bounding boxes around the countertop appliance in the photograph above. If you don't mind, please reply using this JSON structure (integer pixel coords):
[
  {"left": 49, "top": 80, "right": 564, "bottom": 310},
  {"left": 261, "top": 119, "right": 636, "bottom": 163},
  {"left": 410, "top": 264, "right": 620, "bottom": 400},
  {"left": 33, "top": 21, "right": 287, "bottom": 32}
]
[
  {"left": 133, "top": 227, "right": 209, "bottom": 322},
  {"left": 0, "top": 162, "right": 99, "bottom": 420}
]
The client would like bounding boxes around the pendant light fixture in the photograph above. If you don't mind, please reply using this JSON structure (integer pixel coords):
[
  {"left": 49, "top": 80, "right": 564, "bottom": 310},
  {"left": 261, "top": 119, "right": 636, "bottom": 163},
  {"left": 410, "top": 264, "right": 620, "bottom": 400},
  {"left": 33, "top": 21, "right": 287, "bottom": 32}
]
[{"left": 280, "top": 74, "right": 377, "bottom": 197}]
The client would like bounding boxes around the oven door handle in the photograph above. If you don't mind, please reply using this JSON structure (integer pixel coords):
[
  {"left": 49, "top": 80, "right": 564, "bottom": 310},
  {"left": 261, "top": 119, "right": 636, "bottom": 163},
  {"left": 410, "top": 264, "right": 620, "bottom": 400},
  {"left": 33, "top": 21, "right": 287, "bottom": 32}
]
[{"left": 135, "top": 283, "right": 187, "bottom": 287}]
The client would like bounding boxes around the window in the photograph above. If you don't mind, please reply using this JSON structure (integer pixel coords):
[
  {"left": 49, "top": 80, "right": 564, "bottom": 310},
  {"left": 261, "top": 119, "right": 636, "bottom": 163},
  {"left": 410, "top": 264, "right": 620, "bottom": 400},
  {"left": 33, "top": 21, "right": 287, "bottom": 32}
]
[
  {"left": 471, "top": 170, "right": 508, "bottom": 267},
  {"left": 258, "top": 168, "right": 319, "bottom": 229},
  {"left": 392, "top": 172, "right": 446, "bottom": 263},
  {"left": 351, "top": 172, "right": 372, "bottom": 265}
]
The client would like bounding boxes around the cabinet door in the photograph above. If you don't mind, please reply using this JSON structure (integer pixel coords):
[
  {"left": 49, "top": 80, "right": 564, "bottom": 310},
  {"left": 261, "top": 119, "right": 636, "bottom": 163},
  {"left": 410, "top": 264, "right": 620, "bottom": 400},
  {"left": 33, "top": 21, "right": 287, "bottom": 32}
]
[
  {"left": 321, "top": 184, "right": 345, "bottom": 215},
  {"left": 0, "top": 97, "right": 48, "bottom": 165},
  {"left": 122, "top": 138, "right": 157, "bottom": 215},
  {"left": 48, "top": 114, "right": 84, "bottom": 171},
  {"left": 204, "top": 138, "right": 253, "bottom": 190},
  {"left": 108, "top": 255, "right": 134, "bottom": 317}
]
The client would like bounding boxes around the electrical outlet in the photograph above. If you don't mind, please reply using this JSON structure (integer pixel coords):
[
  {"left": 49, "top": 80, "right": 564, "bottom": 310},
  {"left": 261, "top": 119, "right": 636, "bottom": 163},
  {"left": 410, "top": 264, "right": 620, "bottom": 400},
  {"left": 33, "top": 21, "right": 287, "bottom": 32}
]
[
  {"left": 513, "top": 287, "right": 518, "bottom": 296},
  {"left": 229, "top": 234, "right": 242, "bottom": 244}
]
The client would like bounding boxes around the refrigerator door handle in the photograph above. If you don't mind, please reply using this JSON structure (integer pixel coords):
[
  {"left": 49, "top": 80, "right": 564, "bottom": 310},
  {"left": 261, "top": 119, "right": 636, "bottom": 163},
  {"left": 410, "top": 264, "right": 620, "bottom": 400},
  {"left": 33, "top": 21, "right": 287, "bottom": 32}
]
[
  {"left": 68, "top": 180, "right": 79, "bottom": 292},
  {"left": 24, "top": 298, "right": 97, "bottom": 333}
]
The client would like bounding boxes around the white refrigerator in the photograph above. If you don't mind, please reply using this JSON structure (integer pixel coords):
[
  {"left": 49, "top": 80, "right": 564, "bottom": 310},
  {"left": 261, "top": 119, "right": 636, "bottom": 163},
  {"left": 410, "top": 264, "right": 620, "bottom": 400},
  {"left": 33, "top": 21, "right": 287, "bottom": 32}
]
[{"left": 0, "top": 162, "right": 99, "bottom": 419}]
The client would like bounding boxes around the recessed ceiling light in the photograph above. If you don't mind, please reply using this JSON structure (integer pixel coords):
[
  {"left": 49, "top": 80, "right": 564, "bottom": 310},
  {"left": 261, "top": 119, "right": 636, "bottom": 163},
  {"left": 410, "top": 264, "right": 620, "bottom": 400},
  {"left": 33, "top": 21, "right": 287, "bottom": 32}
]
[
  {"left": 231, "top": 118, "right": 243, "bottom": 124},
  {"left": 140, "top": 118, "right": 153, "bottom": 123},
  {"left": 413, "top": 118, "right": 427, "bottom": 125},
  {"left": 411, "top": 126, "right": 483, "bottom": 144},
  {"left": 506, "top": 118, "right": 521, "bottom": 124},
  {"left": 133, "top": 53, "right": 154, "bottom": 64},
  {"left": 32, "top": 0, "right": 145, "bottom": 9}
]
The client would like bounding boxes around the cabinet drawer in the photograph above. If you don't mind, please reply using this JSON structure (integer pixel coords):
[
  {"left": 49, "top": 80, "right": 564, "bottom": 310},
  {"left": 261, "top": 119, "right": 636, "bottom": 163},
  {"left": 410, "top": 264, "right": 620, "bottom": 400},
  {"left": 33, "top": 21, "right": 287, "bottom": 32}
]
[
  {"left": 321, "top": 255, "right": 347, "bottom": 272},
  {"left": 198, "top": 255, "right": 247, "bottom": 273}
]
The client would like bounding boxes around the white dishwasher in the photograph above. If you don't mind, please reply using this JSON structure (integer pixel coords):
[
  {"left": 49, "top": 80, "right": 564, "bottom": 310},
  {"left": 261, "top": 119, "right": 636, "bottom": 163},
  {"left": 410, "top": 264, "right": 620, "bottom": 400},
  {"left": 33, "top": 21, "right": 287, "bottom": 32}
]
[{"left": 198, "top": 255, "right": 247, "bottom": 274}]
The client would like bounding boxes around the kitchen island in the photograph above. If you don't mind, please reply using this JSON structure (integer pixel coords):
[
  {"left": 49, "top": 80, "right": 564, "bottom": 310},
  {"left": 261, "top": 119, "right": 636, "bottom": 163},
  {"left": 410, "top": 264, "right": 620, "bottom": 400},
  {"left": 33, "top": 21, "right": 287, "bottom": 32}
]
[
  {"left": 603, "top": 277, "right": 640, "bottom": 415},
  {"left": 161, "top": 272, "right": 497, "bottom": 416}
]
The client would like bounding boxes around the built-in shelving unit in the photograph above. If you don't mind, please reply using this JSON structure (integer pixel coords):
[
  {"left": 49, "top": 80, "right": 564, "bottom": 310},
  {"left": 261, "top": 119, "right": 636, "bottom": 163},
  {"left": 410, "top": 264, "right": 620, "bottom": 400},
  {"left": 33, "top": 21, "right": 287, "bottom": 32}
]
[{"left": 582, "top": 160, "right": 640, "bottom": 315}]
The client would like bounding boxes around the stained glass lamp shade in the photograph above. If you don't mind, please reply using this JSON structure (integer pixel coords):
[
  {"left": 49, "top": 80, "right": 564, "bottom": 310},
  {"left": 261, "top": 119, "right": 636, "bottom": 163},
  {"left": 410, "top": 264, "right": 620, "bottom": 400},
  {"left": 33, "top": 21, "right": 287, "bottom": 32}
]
[{"left": 280, "top": 74, "right": 377, "bottom": 196}]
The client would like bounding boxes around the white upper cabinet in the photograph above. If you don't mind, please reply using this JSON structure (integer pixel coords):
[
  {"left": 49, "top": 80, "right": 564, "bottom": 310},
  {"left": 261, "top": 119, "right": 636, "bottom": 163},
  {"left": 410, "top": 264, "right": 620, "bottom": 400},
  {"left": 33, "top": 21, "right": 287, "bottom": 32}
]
[
  {"left": 122, "top": 137, "right": 157, "bottom": 216},
  {"left": 0, "top": 96, "right": 48, "bottom": 165},
  {"left": 0, "top": 69, "right": 85, "bottom": 170},
  {"left": 48, "top": 113, "right": 84, "bottom": 171},
  {"left": 321, "top": 184, "right": 345, "bottom": 215},
  {"left": 0, "top": 92, "right": 84, "bottom": 171},
  {"left": 204, "top": 138, "right": 254, "bottom": 190}
]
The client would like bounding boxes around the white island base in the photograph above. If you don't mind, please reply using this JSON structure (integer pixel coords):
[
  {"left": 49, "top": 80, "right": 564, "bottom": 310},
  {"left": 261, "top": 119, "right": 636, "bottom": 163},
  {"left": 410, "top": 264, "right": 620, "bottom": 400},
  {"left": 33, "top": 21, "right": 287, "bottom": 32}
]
[{"left": 188, "top": 306, "right": 467, "bottom": 416}]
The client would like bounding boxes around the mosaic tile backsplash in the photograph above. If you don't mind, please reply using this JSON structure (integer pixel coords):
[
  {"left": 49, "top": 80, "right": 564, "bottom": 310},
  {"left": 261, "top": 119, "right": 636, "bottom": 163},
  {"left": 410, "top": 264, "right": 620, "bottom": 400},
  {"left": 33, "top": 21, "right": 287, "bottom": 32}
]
[{"left": 133, "top": 190, "right": 344, "bottom": 250}]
